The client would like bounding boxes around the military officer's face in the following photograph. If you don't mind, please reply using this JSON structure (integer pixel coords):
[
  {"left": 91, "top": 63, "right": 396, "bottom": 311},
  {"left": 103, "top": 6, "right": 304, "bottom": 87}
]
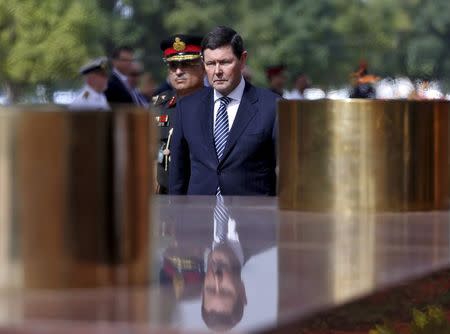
[
  {"left": 167, "top": 59, "right": 205, "bottom": 97},
  {"left": 87, "top": 71, "right": 108, "bottom": 93},
  {"left": 203, "top": 46, "right": 247, "bottom": 96}
]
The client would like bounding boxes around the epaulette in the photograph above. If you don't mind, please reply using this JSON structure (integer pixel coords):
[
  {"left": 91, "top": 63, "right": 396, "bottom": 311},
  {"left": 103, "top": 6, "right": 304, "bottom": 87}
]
[
  {"left": 152, "top": 90, "right": 175, "bottom": 106},
  {"left": 82, "top": 91, "right": 90, "bottom": 99}
]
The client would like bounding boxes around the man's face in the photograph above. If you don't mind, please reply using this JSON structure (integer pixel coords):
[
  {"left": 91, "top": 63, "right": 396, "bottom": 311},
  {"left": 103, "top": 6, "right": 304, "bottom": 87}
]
[
  {"left": 128, "top": 64, "right": 143, "bottom": 88},
  {"left": 295, "top": 75, "right": 309, "bottom": 92},
  {"left": 88, "top": 71, "right": 108, "bottom": 92},
  {"left": 202, "top": 250, "right": 241, "bottom": 314},
  {"left": 270, "top": 73, "right": 286, "bottom": 91},
  {"left": 203, "top": 46, "right": 247, "bottom": 96},
  {"left": 114, "top": 50, "right": 134, "bottom": 75},
  {"left": 167, "top": 59, "right": 205, "bottom": 97}
]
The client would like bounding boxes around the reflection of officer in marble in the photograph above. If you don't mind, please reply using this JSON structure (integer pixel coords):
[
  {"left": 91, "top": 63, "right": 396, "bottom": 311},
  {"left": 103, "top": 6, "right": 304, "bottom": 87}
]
[
  {"left": 160, "top": 245, "right": 205, "bottom": 300},
  {"left": 69, "top": 57, "right": 110, "bottom": 111},
  {"left": 153, "top": 34, "right": 205, "bottom": 194},
  {"left": 201, "top": 196, "right": 247, "bottom": 331}
]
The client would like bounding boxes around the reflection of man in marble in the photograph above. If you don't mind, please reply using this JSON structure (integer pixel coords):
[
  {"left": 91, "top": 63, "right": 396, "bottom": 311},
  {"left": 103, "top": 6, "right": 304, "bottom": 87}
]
[
  {"left": 157, "top": 196, "right": 277, "bottom": 330},
  {"left": 202, "top": 196, "right": 247, "bottom": 331}
]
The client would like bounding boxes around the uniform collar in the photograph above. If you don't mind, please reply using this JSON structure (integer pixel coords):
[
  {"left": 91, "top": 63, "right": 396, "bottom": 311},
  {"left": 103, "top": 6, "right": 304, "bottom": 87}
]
[{"left": 85, "top": 84, "right": 104, "bottom": 98}]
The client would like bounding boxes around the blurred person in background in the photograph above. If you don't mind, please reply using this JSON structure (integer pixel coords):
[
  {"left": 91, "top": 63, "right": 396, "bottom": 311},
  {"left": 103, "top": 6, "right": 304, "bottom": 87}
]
[
  {"left": 105, "top": 46, "right": 137, "bottom": 104},
  {"left": 140, "top": 72, "right": 157, "bottom": 103},
  {"left": 266, "top": 65, "right": 287, "bottom": 97},
  {"left": 284, "top": 73, "right": 310, "bottom": 99},
  {"left": 69, "top": 57, "right": 110, "bottom": 110},
  {"left": 349, "top": 60, "right": 379, "bottom": 99},
  {"left": 127, "top": 61, "right": 149, "bottom": 107},
  {"left": 242, "top": 65, "right": 253, "bottom": 83}
]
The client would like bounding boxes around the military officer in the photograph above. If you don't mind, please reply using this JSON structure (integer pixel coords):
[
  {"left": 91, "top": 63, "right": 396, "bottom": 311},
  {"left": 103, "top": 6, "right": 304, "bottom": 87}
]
[
  {"left": 69, "top": 57, "right": 110, "bottom": 111},
  {"left": 153, "top": 34, "right": 205, "bottom": 194},
  {"left": 349, "top": 60, "right": 379, "bottom": 99}
]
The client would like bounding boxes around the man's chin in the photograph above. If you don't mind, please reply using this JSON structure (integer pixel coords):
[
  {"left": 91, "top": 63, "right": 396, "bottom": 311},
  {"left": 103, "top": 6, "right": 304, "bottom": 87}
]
[
  {"left": 172, "top": 83, "right": 188, "bottom": 91},
  {"left": 213, "top": 83, "right": 230, "bottom": 95}
]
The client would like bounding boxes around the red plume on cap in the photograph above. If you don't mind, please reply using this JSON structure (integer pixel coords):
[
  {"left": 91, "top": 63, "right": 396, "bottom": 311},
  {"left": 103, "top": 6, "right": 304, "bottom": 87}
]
[
  {"left": 350, "top": 59, "right": 379, "bottom": 84},
  {"left": 266, "top": 65, "right": 286, "bottom": 79},
  {"left": 356, "top": 59, "right": 368, "bottom": 77}
]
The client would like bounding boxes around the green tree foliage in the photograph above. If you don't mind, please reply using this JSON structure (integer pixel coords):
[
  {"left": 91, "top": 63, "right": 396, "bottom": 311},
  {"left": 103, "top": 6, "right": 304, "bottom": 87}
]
[
  {"left": 0, "top": 0, "right": 106, "bottom": 100},
  {"left": 404, "top": 0, "right": 450, "bottom": 81},
  {"left": 164, "top": 0, "right": 449, "bottom": 88},
  {"left": 369, "top": 306, "right": 450, "bottom": 334},
  {"left": 1, "top": 0, "right": 449, "bottom": 99},
  {"left": 97, "top": 0, "right": 178, "bottom": 80}
]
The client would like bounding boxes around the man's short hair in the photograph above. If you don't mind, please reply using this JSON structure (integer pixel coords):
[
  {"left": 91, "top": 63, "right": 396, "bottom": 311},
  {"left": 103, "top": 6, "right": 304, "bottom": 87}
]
[
  {"left": 111, "top": 46, "right": 134, "bottom": 60},
  {"left": 201, "top": 26, "right": 244, "bottom": 59},
  {"left": 201, "top": 294, "right": 245, "bottom": 331}
]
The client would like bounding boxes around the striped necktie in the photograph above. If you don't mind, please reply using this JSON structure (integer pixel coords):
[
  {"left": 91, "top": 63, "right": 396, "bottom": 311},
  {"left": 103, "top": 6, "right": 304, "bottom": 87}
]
[
  {"left": 214, "top": 96, "right": 232, "bottom": 160},
  {"left": 214, "top": 195, "right": 229, "bottom": 243},
  {"left": 214, "top": 96, "right": 232, "bottom": 195}
]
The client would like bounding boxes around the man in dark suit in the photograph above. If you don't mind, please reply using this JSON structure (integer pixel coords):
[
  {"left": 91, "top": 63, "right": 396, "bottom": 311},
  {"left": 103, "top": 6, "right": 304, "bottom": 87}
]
[
  {"left": 169, "top": 26, "right": 279, "bottom": 196},
  {"left": 104, "top": 46, "right": 137, "bottom": 104},
  {"left": 127, "top": 61, "right": 149, "bottom": 108}
]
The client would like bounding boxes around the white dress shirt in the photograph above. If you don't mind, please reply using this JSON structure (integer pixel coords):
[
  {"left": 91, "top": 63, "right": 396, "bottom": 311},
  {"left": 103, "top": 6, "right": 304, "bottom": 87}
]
[
  {"left": 212, "top": 216, "right": 244, "bottom": 267},
  {"left": 283, "top": 89, "right": 305, "bottom": 100},
  {"left": 213, "top": 76, "right": 246, "bottom": 131},
  {"left": 113, "top": 68, "right": 144, "bottom": 106},
  {"left": 113, "top": 68, "right": 130, "bottom": 88}
]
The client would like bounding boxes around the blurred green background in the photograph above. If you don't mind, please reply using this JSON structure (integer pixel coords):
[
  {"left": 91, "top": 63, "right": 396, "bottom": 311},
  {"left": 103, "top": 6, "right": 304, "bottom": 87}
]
[{"left": 0, "top": 0, "right": 449, "bottom": 102}]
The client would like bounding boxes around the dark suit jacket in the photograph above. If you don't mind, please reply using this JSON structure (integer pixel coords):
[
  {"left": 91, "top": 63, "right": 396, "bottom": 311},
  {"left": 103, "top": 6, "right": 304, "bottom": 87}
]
[
  {"left": 104, "top": 71, "right": 134, "bottom": 104},
  {"left": 158, "top": 196, "right": 277, "bottom": 262},
  {"left": 169, "top": 81, "right": 278, "bottom": 196}
]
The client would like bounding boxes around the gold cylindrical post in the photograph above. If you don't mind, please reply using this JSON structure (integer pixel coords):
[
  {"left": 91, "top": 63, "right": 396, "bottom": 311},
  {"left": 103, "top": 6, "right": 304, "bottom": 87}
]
[
  {"left": 278, "top": 100, "right": 449, "bottom": 212},
  {"left": 0, "top": 106, "right": 152, "bottom": 289}
]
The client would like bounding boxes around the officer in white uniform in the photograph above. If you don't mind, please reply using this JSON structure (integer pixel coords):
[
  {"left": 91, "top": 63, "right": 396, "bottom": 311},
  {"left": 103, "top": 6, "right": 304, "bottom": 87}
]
[{"left": 69, "top": 57, "right": 110, "bottom": 111}]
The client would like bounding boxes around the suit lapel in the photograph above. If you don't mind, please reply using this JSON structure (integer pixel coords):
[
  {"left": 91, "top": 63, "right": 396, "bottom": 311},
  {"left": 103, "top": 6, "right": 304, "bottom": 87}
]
[
  {"left": 219, "top": 82, "right": 258, "bottom": 165},
  {"left": 200, "top": 89, "right": 218, "bottom": 162}
]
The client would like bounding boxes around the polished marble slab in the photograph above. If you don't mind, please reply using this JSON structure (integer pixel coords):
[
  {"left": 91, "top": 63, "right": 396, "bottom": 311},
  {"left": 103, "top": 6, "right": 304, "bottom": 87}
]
[{"left": 0, "top": 196, "right": 449, "bottom": 333}]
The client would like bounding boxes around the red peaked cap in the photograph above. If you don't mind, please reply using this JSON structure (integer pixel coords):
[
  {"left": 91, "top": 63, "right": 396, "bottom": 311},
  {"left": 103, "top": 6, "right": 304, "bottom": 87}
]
[{"left": 160, "top": 34, "right": 203, "bottom": 61}]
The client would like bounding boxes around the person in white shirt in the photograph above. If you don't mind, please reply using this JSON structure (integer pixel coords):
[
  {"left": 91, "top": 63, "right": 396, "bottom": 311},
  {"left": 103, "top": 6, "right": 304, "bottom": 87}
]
[
  {"left": 284, "top": 73, "right": 311, "bottom": 100},
  {"left": 69, "top": 57, "right": 110, "bottom": 111}
]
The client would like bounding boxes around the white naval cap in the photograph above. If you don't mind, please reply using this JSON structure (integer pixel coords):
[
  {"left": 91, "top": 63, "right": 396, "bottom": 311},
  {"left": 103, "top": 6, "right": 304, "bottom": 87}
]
[{"left": 79, "top": 57, "right": 109, "bottom": 75}]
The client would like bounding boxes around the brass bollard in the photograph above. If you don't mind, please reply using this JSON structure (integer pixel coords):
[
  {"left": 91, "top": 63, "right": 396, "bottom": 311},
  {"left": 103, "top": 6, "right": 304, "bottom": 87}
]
[
  {"left": 0, "top": 105, "right": 153, "bottom": 289},
  {"left": 278, "top": 100, "right": 449, "bottom": 212}
]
